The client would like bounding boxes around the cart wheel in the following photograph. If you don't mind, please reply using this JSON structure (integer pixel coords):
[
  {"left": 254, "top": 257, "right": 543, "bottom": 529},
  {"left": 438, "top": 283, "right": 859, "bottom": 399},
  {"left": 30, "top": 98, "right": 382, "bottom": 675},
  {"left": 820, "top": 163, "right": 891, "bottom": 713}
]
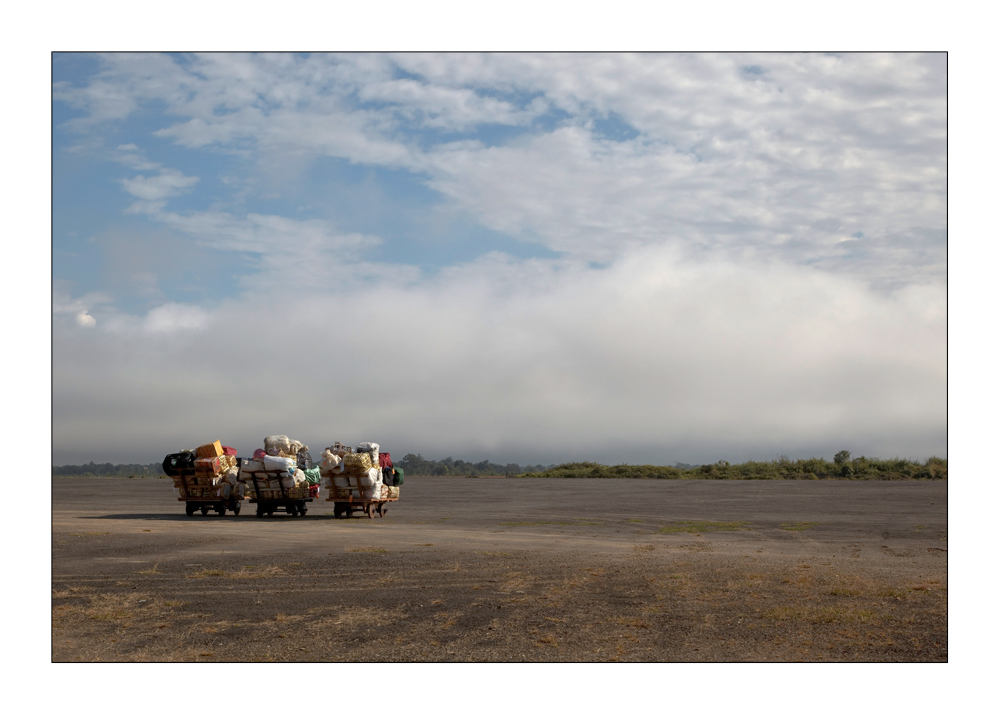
[
  {"left": 299, "top": 503, "right": 307, "bottom": 516},
  {"left": 185, "top": 503, "right": 197, "bottom": 516},
  {"left": 378, "top": 504, "right": 387, "bottom": 518},
  {"left": 232, "top": 501, "right": 241, "bottom": 516},
  {"left": 268, "top": 509, "right": 275, "bottom": 517},
  {"left": 217, "top": 505, "right": 226, "bottom": 516},
  {"left": 367, "top": 504, "right": 376, "bottom": 519},
  {"left": 201, "top": 506, "right": 210, "bottom": 516}
]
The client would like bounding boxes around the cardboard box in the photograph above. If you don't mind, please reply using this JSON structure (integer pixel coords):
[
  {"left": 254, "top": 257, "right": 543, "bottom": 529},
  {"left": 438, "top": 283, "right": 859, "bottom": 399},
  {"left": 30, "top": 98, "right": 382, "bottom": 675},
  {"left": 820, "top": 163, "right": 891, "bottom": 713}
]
[
  {"left": 195, "top": 456, "right": 222, "bottom": 474},
  {"left": 196, "top": 440, "right": 224, "bottom": 459}
]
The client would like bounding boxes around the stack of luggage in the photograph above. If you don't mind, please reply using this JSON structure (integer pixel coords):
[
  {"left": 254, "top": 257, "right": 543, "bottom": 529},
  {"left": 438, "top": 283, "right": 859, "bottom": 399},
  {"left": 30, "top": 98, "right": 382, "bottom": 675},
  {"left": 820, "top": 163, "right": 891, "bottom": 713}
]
[
  {"left": 164, "top": 440, "right": 240, "bottom": 500},
  {"left": 239, "top": 435, "right": 318, "bottom": 499},
  {"left": 320, "top": 441, "right": 403, "bottom": 501}
]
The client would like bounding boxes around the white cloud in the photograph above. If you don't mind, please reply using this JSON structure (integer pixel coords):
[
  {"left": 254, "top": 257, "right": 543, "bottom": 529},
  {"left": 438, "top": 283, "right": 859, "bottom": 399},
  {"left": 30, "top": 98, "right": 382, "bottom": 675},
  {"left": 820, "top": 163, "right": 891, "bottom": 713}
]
[
  {"left": 75, "top": 311, "right": 96, "bottom": 327},
  {"left": 52, "top": 246, "right": 946, "bottom": 464},
  {"left": 357, "top": 78, "right": 540, "bottom": 130},
  {"left": 68, "top": 52, "right": 943, "bottom": 284},
  {"left": 121, "top": 169, "right": 199, "bottom": 202},
  {"left": 144, "top": 206, "right": 382, "bottom": 271},
  {"left": 142, "top": 303, "right": 210, "bottom": 333}
]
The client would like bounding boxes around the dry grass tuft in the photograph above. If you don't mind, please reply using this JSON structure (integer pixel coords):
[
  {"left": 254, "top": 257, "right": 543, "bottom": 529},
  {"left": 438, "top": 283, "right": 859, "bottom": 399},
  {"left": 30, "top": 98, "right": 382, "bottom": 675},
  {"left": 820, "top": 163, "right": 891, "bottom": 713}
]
[
  {"left": 228, "top": 566, "right": 286, "bottom": 579},
  {"left": 187, "top": 569, "right": 226, "bottom": 579},
  {"left": 765, "top": 605, "right": 878, "bottom": 625},
  {"left": 780, "top": 522, "right": 821, "bottom": 531},
  {"left": 659, "top": 521, "right": 750, "bottom": 534}
]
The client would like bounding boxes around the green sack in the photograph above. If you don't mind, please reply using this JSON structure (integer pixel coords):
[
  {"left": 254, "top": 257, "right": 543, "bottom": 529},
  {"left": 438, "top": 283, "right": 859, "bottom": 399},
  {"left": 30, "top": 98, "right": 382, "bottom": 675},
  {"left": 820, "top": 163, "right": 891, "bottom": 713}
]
[
  {"left": 393, "top": 467, "right": 404, "bottom": 486},
  {"left": 303, "top": 466, "right": 321, "bottom": 485}
]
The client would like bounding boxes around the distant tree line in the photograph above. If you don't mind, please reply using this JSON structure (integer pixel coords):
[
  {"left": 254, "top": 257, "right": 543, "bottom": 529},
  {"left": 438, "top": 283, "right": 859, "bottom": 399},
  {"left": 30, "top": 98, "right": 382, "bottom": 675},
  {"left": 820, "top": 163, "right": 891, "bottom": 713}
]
[
  {"left": 395, "top": 454, "right": 553, "bottom": 476},
  {"left": 516, "top": 452, "right": 946, "bottom": 480},
  {"left": 52, "top": 451, "right": 946, "bottom": 480},
  {"left": 52, "top": 462, "right": 163, "bottom": 478}
]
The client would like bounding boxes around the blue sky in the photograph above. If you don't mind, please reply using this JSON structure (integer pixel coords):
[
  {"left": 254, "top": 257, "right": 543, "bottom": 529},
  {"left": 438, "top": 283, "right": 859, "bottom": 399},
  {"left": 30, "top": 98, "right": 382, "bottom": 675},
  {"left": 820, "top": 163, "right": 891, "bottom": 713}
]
[{"left": 51, "top": 52, "right": 947, "bottom": 465}]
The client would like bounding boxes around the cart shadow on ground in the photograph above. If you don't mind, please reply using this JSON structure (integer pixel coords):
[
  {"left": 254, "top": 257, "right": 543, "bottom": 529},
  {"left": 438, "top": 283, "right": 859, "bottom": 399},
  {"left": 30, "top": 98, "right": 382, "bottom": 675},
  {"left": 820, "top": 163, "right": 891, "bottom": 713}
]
[{"left": 76, "top": 513, "right": 385, "bottom": 522}]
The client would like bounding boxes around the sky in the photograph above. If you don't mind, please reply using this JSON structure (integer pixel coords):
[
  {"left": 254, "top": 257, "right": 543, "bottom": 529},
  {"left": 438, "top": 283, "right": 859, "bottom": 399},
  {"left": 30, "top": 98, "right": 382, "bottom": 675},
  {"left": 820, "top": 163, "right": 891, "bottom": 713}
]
[{"left": 51, "top": 52, "right": 947, "bottom": 466}]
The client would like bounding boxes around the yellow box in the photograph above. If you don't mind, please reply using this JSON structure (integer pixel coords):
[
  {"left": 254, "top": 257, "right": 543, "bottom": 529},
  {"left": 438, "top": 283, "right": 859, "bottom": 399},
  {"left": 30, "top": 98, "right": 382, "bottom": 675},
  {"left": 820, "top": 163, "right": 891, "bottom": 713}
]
[{"left": 196, "top": 440, "right": 224, "bottom": 459}]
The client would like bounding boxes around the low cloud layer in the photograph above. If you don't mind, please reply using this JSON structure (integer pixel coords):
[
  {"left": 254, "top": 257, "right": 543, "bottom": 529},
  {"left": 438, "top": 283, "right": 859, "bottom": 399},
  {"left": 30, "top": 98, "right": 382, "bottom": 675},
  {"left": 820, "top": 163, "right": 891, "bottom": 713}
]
[{"left": 53, "top": 246, "right": 945, "bottom": 465}]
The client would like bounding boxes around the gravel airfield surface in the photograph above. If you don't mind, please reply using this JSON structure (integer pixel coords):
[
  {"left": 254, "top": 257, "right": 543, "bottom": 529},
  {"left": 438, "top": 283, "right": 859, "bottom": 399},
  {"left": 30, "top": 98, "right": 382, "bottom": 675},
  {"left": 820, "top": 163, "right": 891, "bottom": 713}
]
[{"left": 52, "top": 477, "right": 947, "bottom": 662}]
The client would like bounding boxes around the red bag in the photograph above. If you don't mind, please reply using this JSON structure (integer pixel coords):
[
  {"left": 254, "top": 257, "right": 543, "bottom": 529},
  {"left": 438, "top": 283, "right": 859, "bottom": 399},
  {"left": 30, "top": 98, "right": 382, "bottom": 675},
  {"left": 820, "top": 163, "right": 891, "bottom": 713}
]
[
  {"left": 379, "top": 452, "right": 392, "bottom": 468},
  {"left": 222, "top": 446, "right": 237, "bottom": 457}
]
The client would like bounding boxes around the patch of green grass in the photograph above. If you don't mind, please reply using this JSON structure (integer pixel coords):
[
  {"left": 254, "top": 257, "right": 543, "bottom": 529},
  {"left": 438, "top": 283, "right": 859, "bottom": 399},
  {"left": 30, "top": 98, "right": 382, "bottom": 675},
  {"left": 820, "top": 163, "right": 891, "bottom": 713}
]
[
  {"left": 913, "top": 524, "right": 927, "bottom": 531},
  {"left": 349, "top": 547, "right": 387, "bottom": 553},
  {"left": 780, "top": 522, "right": 821, "bottom": 531},
  {"left": 658, "top": 521, "right": 750, "bottom": 534},
  {"left": 187, "top": 569, "right": 226, "bottom": 579}
]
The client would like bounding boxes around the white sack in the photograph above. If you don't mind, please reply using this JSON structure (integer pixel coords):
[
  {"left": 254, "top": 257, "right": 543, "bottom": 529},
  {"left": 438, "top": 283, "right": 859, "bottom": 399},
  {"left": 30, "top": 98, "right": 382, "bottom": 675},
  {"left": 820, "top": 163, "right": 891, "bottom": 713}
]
[
  {"left": 357, "top": 467, "right": 382, "bottom": 488},
  {"left": 239, "top": 458, "right": 263, "bottom": 474},
  {"left": 262, "top": 455, "right": 296, "bottom": 474}
]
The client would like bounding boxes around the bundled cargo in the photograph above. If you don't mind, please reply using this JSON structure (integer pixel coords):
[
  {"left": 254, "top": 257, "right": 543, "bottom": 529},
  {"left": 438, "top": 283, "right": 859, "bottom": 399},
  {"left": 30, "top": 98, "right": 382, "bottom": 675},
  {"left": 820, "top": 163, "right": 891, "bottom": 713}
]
[
  {"left": 324, "top": 440, "right": 400, "bottom": 518},
  {"left": 163, "top": 440, "right": 245, "bottom": 516},
  {"left": 244, "top": 435, "right": 314, "bottom": 517},
  {"left": 263, "top": 435, "right": 306, "bottom": 457}
]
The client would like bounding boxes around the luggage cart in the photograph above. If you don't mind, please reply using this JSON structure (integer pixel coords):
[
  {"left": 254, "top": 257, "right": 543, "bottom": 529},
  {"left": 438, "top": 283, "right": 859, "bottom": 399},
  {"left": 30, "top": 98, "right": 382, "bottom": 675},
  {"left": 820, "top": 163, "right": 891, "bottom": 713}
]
[
  {"left": 326, "top": 473, "right": 398, "bottom": 519},
  {"left": 246, "top": 467, "right": 314, "bottom": 517},
  {"left": 171, "top": 466, "right": 245, "bottom": 516}
]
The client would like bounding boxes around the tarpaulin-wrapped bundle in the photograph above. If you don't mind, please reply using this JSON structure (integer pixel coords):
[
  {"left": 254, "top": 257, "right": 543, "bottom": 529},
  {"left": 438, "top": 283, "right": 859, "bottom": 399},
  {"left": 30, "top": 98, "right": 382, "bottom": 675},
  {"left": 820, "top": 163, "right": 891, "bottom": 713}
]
[
  {"left": 264, "top": 435, "right": 306, "bottom": 457},
  {"left": 243, "top": 466, "right": 303, "bottom": 490},
  {"left": 162, "top": 451, "right": 196, "bottom": 476},
  {"left": 319, "top": 450, "right": 344, "bottom": 473}
]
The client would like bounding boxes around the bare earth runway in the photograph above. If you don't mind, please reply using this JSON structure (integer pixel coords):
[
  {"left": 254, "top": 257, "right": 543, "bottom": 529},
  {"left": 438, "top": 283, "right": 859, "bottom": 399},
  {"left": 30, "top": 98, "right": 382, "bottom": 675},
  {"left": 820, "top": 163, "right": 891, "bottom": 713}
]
[{"left": 52, "top": 477, "right": 947, "bottom": 662}]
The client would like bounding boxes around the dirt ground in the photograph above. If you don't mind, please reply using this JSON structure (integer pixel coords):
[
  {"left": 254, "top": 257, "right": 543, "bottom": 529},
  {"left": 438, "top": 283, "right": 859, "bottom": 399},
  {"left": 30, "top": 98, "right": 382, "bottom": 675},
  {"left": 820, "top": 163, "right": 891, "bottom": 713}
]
[{"left": 52, "top": 477, "right": 947, "bottom": 662}]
